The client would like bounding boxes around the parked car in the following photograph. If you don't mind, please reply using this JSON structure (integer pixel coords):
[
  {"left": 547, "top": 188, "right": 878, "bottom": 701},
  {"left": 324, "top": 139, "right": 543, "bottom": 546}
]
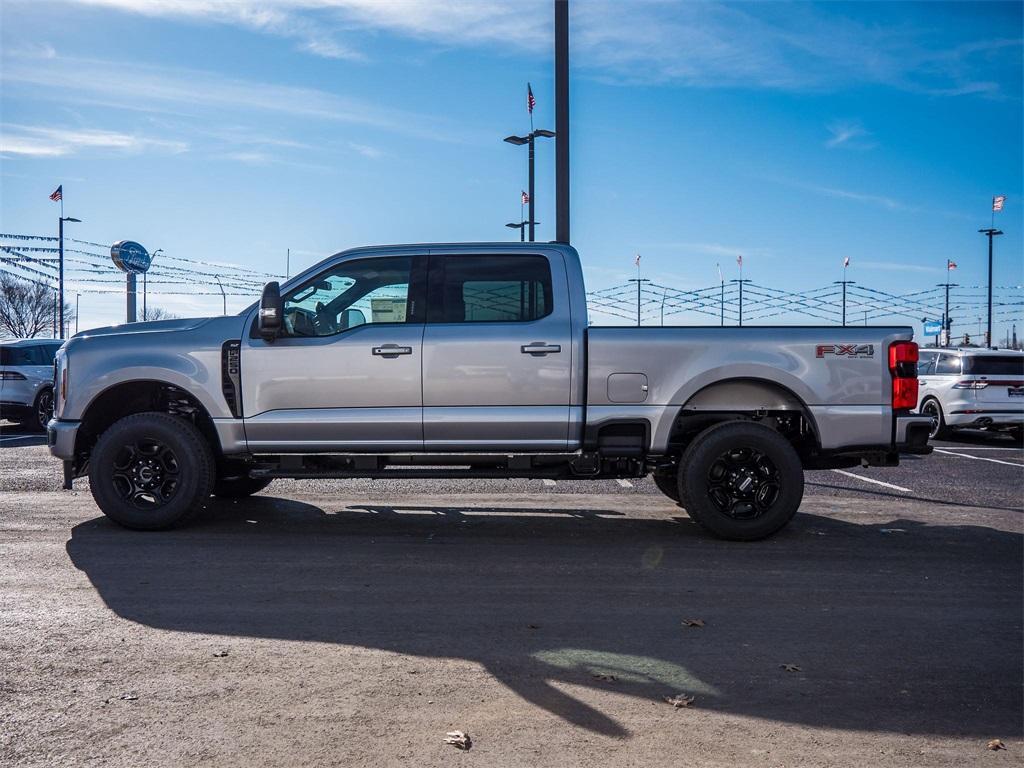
[
  {"left": 49, "top": 243, "right": 932, "bottom": 540},
  {"left": 1, "top": 338, "right": 64, "bottom": 431},
  {"left": 918, "top": 347, "right": 1024, "bottom": 440}
]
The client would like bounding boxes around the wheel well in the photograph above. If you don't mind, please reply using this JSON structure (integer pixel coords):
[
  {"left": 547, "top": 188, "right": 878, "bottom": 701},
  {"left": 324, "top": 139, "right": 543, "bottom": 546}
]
[
  {"left": 665, "top": 379, "right": 820, "bottom": 460},
  {"left": 76, "top": 381, "right": 219, "bottom": 458}
]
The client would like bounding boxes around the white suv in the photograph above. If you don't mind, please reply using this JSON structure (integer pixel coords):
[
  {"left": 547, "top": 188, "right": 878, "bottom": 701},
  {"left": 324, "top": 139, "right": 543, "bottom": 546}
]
[
  {"left": 917, "top": 347, "right": 1024, "bottom": 440},
  {"left": 0, "top": 339, "right": 63, "bottom": 431}
]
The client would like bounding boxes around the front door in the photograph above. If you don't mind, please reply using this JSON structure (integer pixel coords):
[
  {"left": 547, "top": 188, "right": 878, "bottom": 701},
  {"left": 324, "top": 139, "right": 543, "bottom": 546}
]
[
  {"left": 241, "top": 253, "right": 426, "bottom": 452},
  {"left": 421, "top": 252, "right": 573, "bottom": 451}
]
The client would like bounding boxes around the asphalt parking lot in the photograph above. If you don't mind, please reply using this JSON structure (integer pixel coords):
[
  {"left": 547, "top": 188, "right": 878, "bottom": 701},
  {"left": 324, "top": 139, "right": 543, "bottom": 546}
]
[{"left": 1, "top": 423, "right": 1021, "bottom": 767}]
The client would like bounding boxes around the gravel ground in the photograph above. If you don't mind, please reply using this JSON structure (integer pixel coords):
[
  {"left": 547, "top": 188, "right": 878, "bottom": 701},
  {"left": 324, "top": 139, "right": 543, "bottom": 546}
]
[{"left": 1, "top": 429, "right": 1021, "bottom": 767}]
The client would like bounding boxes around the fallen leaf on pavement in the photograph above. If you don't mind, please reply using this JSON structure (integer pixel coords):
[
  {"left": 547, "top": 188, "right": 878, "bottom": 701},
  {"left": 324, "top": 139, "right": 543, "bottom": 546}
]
[
  {"left": 119, "top": 692, "right": 139, "bottom": 701},
  {"left": 213, "top": 650, "right": 229, "bottom": 658},
  {"left": 780, "top": 664, "right": 801, "bottom": 673},
  {"left": 682, "top": 618, "right": 705, "bottom": 628},
  {"left": 663, "top": 694, "right": 695, "bottom": 708},
  {"left": 987, "top": 739, "right": 1006, "bottom": 751},
  {"left": 444, "top": 731, "right": 471, "bottom": 750}
]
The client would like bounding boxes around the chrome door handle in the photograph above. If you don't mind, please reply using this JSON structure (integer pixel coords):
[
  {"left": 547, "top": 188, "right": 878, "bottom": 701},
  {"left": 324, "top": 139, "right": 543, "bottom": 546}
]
[
  {"left": 372, "top": 344, "right": 413, "bottom": 357},
  {"left": 521, "top": 342, "right": 561, "bottom": 356}
]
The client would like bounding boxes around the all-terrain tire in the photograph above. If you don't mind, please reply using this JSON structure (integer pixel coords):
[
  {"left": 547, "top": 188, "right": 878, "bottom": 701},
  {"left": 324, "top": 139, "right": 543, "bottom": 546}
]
[
  {"left": 678, "top": 420, "right": 804, "bottom": 541},
  {"left": 212, "top": 476, "right": 273, "bottom": 499},
  {"left": 89, "top": 412, "right": 215, "bottom": 530}
]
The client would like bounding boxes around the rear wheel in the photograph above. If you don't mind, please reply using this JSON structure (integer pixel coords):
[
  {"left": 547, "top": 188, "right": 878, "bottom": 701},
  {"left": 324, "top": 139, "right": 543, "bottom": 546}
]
[
  {"left": 89, "top": 412, "right": 214, "bottom": 530},
  {"left": 19, "top": 388, "right": 55, "bottom": 432},
  {"left": 678, "top": 421, "right": 804, "bottom": 541},
  {"left": 212, "top": 476, "right": 273, "bottom": 498},
  {"left": 920, "top": 398, "right": 949, "bottom": 440}
]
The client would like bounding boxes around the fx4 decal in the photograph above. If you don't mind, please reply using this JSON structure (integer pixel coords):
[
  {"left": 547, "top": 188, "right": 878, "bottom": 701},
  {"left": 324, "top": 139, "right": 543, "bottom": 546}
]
[{"left": 816, "top": 344, "right": 875, "bottom": 358}]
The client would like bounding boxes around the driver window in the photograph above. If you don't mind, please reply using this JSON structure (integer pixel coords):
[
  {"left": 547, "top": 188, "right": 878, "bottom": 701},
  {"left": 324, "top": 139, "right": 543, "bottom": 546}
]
[{"left": 281, "top": 256, "right": 412, "bottom": 337}]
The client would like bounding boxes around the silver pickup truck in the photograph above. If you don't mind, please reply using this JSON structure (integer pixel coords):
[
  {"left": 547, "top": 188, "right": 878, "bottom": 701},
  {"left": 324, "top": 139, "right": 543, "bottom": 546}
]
[{"left": 48, "top": 242, "right": 931, "bottom": 539}]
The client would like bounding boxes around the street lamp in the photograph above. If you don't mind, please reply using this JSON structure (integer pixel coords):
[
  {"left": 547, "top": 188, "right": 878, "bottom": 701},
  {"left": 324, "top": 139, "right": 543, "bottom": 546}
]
[
  {"left": 978, "top": 227, "right": 1003, "bottom": 349},
  {"left": 627, "top": 278, "right": 650, "bottom": 326},
  {"left": 730, "top": 278, "right": 752, "bottom": 326},
  {"left": 57, "top": 216, "right": 81, "bottom": 339},
  {"left": 833, "top": 280, "right": 855, "bottom": 326},
  {"left": 504, "top": 128, "right": 555, "bottom": 242},
  {"left": 505, "top": 220, "right": 540, "bottom": 242}
]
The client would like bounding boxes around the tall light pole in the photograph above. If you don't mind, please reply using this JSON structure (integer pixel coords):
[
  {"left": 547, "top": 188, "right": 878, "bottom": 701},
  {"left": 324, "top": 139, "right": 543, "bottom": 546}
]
[
  {"left": 505, "top": 221, "right": 539, "bottom": 241},
  {"left": 730, "top": 279, "right": 752, "bottom": 326},
  {"left": 555, "top": 0, "right": 570, "bottom": 243},
  {"left": 834, "top": 280, "right": 855, "bottom": 326},
  {"left": 57, "top": 215, "right": 81, "bottom": 339},
  {"left": 504, "top": 129, "right": 555, "bottom": 242},
  {"left": 146, "top": 249, "right": 164, "bottom": 321},
  {"left": 978, "top": 227, "right": 1002, "bottom": 349},
  {"left": 627, "top": 278, "right": 650, "bottom": 326},
  {"left": 937, "top": 280, "right": 958, "bottom": 348},
  {"left": 74, "top": 292, "right": 80, "bottom": 335},
  {"left": 215, "top": 276, "right": 227, "bottom": 315}
]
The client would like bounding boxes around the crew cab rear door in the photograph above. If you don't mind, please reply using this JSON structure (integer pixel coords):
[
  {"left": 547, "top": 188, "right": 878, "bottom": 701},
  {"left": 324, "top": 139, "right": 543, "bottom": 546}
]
[
  {"left": 421, "top": 250, "right": 574, "bottom": 450},
  {"left": 240, "top": 252, "right": 427, "bottom": 452}
]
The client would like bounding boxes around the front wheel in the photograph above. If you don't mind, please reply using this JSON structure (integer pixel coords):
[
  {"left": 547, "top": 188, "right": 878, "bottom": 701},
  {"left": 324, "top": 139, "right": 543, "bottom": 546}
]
[
  {"left": 678, "top": 421, "right": 804, "bottom": 541},
  {"left": 89, "top": 412, "right": 214, "bottom": 530}
]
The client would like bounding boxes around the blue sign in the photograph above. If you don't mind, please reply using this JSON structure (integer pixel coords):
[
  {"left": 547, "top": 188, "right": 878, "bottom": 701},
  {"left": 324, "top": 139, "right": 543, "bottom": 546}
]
[
  {"left": 111, "top": 240, "right": 152, "bottom": 274},
  {"left": 923, "top": 319, "right": 943, "bottom": 335}
]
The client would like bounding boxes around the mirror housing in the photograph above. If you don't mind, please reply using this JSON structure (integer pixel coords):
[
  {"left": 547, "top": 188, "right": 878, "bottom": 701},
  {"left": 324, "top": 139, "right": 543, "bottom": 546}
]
[{"left": 258, "top": 281, "right": 283, "bottom": 342}]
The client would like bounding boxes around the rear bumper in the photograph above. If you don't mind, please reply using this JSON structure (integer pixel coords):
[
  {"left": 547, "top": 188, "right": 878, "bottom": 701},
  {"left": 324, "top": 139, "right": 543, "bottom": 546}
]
[
  {"left": 945, "top": 409, "right": 1024, "bottom": 429},
  {"left": 47, "top": 418, "right": 80, "bottom": 460},
  {"left": 894, "top": 413, "right": 933, "bottom": 454}
]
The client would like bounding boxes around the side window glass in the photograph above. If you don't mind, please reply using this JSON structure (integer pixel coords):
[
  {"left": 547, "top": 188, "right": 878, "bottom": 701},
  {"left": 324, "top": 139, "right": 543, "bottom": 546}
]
[
  {"left": 918, "top": 353, "right": 936, "bottom": 375},
  {"left": 935, "top": 354, "right": 961, "bottom": 375},
  {"left": 281, "top": 256, "right": 412, "bottom": 338},
  {"left": 1, "top": 346, "right": 35, "bottom": 365},
  {"left": 434, "top": 255, "right": 553, "bottom": 323}
]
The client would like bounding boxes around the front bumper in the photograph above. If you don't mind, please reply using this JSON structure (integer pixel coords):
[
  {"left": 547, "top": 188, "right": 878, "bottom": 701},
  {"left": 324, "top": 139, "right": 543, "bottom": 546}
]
[
  {"left": 894, "top": 413, "right": 932, "bottom": 454},
  {"left": 47, "top": 418, "right": 80, "bottom": 460}
]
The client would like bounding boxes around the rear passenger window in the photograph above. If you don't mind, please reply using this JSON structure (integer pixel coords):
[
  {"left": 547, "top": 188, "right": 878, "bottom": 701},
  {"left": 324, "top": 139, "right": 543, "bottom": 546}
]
[
  {"left": 935, "top": 354, "right": 961, "bottom": 375},
  {"left": 432, "top": 255, "right": 553, "bottom": 323},
  {"left": 0, "top": 346, "right": 35, "bottom": 366},
  {"left": 918, "top": 353, "right": 937, "bottom": 375}
]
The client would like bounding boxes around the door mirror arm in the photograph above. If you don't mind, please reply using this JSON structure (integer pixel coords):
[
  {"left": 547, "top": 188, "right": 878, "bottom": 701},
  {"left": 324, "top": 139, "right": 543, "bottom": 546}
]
[{"left": 258, "top": 281, "right": 283, "bottom": 342}]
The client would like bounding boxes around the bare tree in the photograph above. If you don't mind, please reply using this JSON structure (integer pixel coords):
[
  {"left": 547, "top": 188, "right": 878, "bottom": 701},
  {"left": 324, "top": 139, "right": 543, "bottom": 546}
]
[
  {"left": 0, "top": 274, "right": 72, "bottom": 339},
  {"left": 143, "top": 307, "right": 180, "bottom": 321}
]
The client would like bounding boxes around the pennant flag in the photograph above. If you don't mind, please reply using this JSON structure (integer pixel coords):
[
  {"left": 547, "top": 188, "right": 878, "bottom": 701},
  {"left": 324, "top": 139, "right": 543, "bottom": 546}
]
[
  {"left": 843, "top": 256, "right": 850, "bottom": 268},
  {"left": 49, "top": 185, "right": 62, "bottom": 202},
  {"left": 947, "top": 260, "right": 957, "bottom": 270},
  {"left": 993, "top": 195, "right": 1006, "bottom": 212},
  {"left": 634, "top": 253, "right": 641, "bottom": 267},
  {"left": 736, "top": 254, "right": 743, "bottom": 268},
  {"left": 527, "top": 83, "right": 535, "bottom": 114},
  {"left": 716, "top": 263, "right": 723, "bottom": 282},
  {"left": 521, "top": 190, "right": 530, "bottom": 205}
]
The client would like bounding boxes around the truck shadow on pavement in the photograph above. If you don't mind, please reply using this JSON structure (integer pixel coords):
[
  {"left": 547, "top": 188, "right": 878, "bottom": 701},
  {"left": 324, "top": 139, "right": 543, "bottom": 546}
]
[{"left": 66, "top": 499, "right": 1023, "bottom": 740}]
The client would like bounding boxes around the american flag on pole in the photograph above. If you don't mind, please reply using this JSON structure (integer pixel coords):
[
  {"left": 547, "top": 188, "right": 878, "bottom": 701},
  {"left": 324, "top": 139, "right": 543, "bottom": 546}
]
[
  {"left": 736, "top": 254, "right": 743, "bottom": 268},
  {"left": 843, "top": 256, "right": 850, "bottom": 268},
  {"left": 993, "top": 195, "right": 1006, "bottom": 212},
  {"left": 527, "top": 83, "right": 535, "bottom": 114},
  {"left": 521, "top": 190, "right": 530, "bottom": 205},
  {"left": 634, "top": 253, "right": 641, "bottom": 267},
  {"left": 947, "top": 260, "right": 957, "bottom": 270},
  {"left": 49, "top": 185, "right": 62, "bottom": 201}
]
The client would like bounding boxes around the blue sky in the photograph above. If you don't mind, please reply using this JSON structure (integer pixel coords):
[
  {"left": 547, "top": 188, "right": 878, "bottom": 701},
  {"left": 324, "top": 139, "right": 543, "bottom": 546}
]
[{"left": 1, "top": 0, "right": 1021, "bottom": 337}]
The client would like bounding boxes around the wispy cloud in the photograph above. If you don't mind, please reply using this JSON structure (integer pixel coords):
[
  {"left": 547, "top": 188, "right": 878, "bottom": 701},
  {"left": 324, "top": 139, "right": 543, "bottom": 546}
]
[
  {"left": 825, "top": 120, "right": 874, "bottom": 150},
  {"left": 0, "top": 125, "right": 187, "bottom": 157},
  {"left": 33, "top": 1, "right": 1023, "bottom": 95},
  {"left": 348, "top": 142, "right": 384, "bottom": 159},
  {"left": 856, "top": 261, "right": 944, "bottom": 274}
]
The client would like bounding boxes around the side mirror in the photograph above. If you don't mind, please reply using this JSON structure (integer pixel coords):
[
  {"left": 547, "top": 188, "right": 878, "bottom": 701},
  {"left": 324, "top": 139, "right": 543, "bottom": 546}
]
[
  {"left": 341, "top": 308, "right": 366, "bottom": 330},
  {"left": 258, "top": 281, "right": 283, "bottom": 342}
]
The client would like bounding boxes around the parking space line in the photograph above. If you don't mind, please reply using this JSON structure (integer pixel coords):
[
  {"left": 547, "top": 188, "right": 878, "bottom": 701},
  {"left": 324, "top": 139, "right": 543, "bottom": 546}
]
[
  {"left": 932, "top": 446, "right": 1023, "bottom": 451},
  {"left": 0, "top": 435, "right": 36, "bottom": 442},
  {"left": 615, "top": 479, "right": 633, "bottom": 488},
  {"left": 830, "top": 469, "right": 912, "bottom": 493},
  {"left": 933, "top": 448, "right": 1024, "bottom": 467},
  {"left": 542, "top": 479, "right": 557, "bottom": 487}
]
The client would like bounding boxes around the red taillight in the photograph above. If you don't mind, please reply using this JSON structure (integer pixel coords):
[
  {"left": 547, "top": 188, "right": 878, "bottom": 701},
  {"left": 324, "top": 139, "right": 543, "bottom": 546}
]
[{"left": 889, "top": 341, "right": 919, "bottom": 410}]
